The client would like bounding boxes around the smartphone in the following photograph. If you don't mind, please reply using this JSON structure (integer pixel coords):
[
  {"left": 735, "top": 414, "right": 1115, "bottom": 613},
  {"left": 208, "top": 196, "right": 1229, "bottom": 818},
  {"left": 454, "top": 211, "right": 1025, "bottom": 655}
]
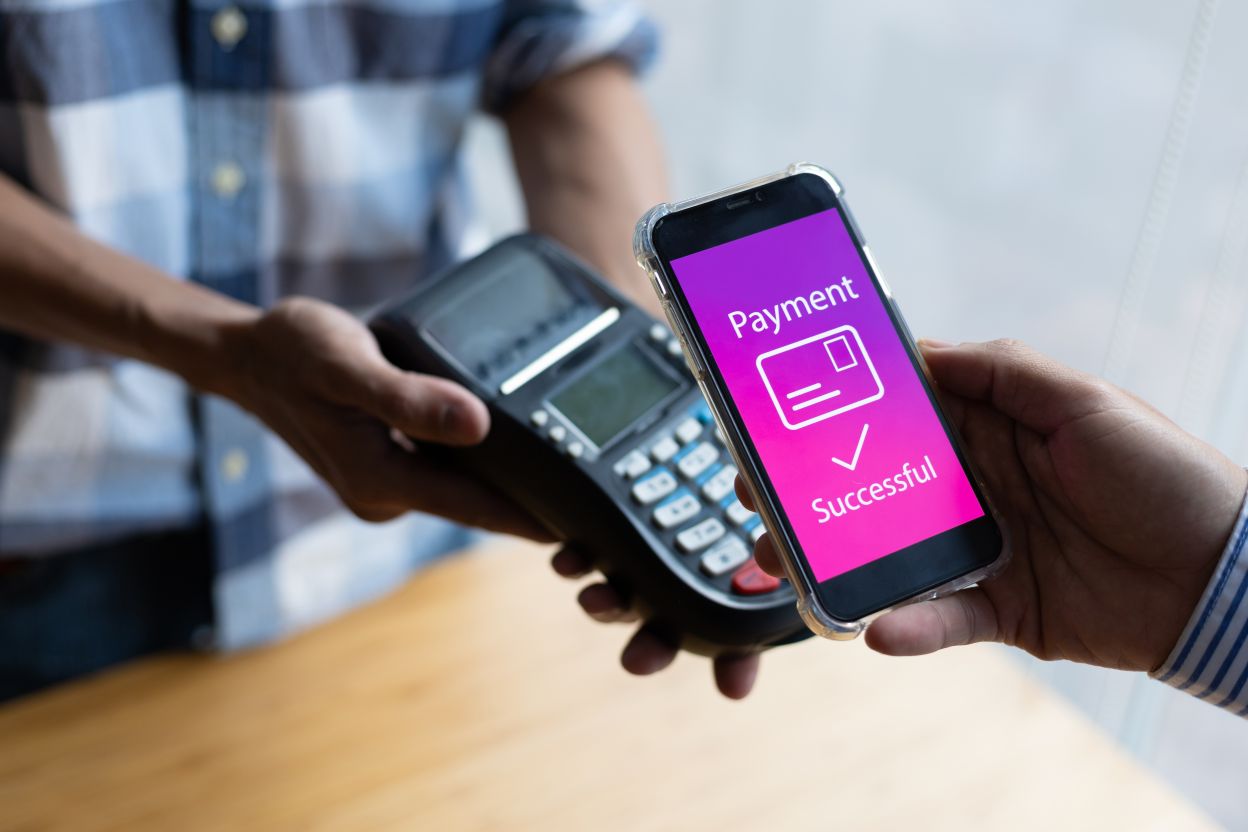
[{"left": 634, "top": 163, "right": 1008, "bottom": 638}]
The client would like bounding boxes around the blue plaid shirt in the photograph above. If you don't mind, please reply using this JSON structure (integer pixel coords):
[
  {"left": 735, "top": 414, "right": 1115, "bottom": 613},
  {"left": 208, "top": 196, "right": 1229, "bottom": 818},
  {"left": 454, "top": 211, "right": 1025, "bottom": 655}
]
[{"left": 0, "top": 0, "right": 655, "bottom": 648}]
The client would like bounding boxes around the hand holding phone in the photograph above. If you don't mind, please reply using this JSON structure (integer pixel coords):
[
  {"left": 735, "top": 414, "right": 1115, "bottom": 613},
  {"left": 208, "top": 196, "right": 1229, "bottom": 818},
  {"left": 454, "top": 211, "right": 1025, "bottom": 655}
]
[{"left": 746, "top": 338, "right": 1247, "bottom": 672}]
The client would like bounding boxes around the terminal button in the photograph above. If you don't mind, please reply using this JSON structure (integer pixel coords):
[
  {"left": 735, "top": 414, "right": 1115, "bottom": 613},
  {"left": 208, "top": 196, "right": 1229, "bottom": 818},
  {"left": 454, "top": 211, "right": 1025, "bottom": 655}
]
[
  {"left": 565, "top": 441, "right": 584, "bottom": 459},
  {"left": 548, "top": 425, "right": 567, "bottom": 444},
  {"left": 613, "top": 450, "right": 651, "bottom": 479},
  {"left": 632, "top": 468, "right": 678, "bottom": 505},
  {"left": 676, "top": 517, "right": 726, "bottom": 553},
  {"left": 650, "top": 435, "right": 680, "bottom": 463},
  {"left": 700, "top": 464, "right": 737, "bottom": 503},
  {"left": 649, "top": 322, "right": 668, "bottom": 342},
  {"left": 699, "top": 535, "right": 751, "bottom": 576},
  {"left": 676, "top": 442, "right": 719, "bottom": 480},
  {"left": 529, "top": 410, "right": 549, "bottom": 428},
  {"left": 731, "top": 559, "right": 781, "bottom": 595},
  {"left": 673, "top": 417, "right": 702, "bottom": 445},
  {"left": 724, "top": 500, "right": 754, "bottom": 527},
  {"left": 653, "top": 490, "right": 701, "bottom": 530}
]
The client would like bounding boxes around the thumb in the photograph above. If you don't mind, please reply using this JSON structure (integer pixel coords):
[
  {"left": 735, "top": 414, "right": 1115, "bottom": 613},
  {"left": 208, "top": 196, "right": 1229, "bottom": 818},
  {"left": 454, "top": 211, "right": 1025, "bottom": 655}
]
[
  {"left": 342, "top": 358, "right": 490, "bottom": 446},
  {"left": 919, "top": 338, "right": 1109, "bottom": 435},
  {"left": 865, "top": 588, "right": 1000, "bottom": 656}
]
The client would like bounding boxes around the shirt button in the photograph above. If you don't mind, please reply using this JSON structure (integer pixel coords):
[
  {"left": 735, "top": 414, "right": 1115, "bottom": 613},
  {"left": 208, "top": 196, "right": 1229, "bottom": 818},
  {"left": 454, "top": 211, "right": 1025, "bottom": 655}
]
[
  {"left": 221, "top": 448, "right": 250, "bottom": 483},
  {"left": 211, "top": 161, "right": 246, "bottom": 198},
  {"left": 211, "top": 5, "right": 248, "bottom": 51}
]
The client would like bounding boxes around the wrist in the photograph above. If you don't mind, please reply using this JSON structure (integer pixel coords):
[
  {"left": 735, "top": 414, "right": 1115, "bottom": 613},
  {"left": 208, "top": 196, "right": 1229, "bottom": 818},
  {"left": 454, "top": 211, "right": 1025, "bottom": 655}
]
[
  {"left": 190, "top": 311, "right": 264, "bottom": 405},
  {"left": 1151, "top": 490, "right": 1248, "bottom": 714},
  {"left": 129, "top": 277, "right": 262, "bottom": 402},
  {"left": 1151, "top": 462, "right": 1248, "bottom": 672}
]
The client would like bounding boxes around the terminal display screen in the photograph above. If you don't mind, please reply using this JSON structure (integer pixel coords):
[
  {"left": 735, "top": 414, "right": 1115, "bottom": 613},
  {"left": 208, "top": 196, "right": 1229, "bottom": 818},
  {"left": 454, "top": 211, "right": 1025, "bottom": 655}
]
[
  {"left": 424, "top": 248, "right": 599, "bottom": 384},
  {"left": 549, "top": 345, "right": 680, "bottom": 448}
]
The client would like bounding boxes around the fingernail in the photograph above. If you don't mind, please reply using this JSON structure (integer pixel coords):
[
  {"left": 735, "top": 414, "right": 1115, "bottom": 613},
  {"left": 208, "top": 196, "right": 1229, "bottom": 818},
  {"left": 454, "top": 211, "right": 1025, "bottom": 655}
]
[{"left": 919, "top": 338, "right": 956, "bottom": 349}]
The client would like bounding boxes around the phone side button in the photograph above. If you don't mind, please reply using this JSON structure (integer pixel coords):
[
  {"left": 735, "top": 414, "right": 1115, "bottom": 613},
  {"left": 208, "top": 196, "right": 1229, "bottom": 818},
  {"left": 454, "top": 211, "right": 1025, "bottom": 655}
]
[
  {"left": 862, "top": 245, "right": 892, "bottom": 298},
  {"left": 645, "top": 261, "right": 669, "bottom": 297},
  {"left": 731, "top": 559, "right": 781, "bottom": 595},
  {"left": 676, "top": 331, "right": 707, "bottom": 380}
]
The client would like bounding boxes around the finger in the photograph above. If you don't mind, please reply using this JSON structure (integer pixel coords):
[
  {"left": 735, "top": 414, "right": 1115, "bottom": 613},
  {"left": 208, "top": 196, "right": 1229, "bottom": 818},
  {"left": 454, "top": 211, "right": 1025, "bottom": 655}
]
[
  {"left": 620, "top": 626, "right": 678, "bottom": 675},
  {"left": 864, "top": 588, "right": 1000, "bottom": 656},
  {"left": 551, "top": 547, "right": 593, "bottom": 579},
  {"left": 734, "top": 475, "right": 756, "bottom": 511},
  {"left": 752, "top": 533, "right": 784, "bottom": 577},
  {"left": 577, "top": 582, "right": 639, "bottom": 624},
  {"left": 918, "top": 338, "right": 1109, "bottom": 435},
  {"left": 376, "top": 370, "right": 490, "bottom": 446},
  {"left": 925, "top": 375, "right": 967, "bottom": 432},
  {"left": 333, "top": 355, "right": 490, "bottom": 446},
  {"left": 713, "top": 652, "right": 760, "bottom": 700}
]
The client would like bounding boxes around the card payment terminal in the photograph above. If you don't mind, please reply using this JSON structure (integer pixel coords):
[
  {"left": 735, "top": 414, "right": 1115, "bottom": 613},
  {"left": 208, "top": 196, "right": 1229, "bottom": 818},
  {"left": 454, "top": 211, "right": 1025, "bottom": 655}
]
[{"left": 370, "top": 235, "right": 808, "bottom": 655}]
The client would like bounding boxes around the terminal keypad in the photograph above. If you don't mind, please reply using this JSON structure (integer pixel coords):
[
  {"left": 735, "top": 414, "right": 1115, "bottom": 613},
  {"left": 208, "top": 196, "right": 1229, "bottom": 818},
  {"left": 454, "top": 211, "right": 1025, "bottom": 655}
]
[{"left": 616, "top": 397, "right": 780, "bottom": 597}]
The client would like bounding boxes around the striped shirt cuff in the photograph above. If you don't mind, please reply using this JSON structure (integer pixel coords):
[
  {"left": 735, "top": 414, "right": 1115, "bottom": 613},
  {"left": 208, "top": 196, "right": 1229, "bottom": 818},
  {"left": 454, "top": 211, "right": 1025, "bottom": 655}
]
[{"left": 1151, "top": 490, "right": 1248, "bottom": 717}]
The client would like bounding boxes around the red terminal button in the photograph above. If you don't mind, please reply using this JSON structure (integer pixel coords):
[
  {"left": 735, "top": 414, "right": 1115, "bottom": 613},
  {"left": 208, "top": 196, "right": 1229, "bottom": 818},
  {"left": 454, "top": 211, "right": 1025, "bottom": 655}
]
[{"left": 731, "top": 559, "right": 781, "bottom": 596}]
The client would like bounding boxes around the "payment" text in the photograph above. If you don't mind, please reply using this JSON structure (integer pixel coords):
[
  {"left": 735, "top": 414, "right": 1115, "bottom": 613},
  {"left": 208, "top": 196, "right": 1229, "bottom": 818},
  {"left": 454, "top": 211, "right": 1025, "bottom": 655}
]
[{"left": 728, "top": 276, "right": 860, "bottom": 339}]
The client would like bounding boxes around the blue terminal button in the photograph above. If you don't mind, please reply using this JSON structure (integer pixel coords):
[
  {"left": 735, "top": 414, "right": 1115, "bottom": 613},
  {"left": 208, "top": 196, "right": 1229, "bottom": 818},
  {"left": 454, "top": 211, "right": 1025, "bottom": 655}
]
[
  {"left": 694, "top": 462, "right": 723, "bottom": 487},
  {"left": 637, "top": 466, "right": 672, "bottom": 485},
  {"left": 692, "top": 401, "right": 714, "bottom": 424},
  {"left": 671, "top": 442, "right": 695, "bottom": 463},
  {"left": 742, "top": 515, "right": 762, "bottom": 532},
  {"left": 656, "top": 486, "right": 694, "bottom": 509}
]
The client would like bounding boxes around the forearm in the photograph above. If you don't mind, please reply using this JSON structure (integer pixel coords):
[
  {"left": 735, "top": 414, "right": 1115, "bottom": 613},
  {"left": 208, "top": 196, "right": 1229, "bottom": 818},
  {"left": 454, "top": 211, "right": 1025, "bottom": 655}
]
[
  {"left": 504, "top": 60, "right": 667, "bottom": 314},
  {"left": 0, "top": 174, "right": 258, "bottom": 396}
]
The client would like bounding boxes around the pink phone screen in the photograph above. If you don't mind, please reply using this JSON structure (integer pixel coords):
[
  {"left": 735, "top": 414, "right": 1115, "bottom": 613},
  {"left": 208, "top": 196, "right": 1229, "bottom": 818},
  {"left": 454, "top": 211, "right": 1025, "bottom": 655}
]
[{"left": 669, "top": 208, "right": 985, "bottom": 581}]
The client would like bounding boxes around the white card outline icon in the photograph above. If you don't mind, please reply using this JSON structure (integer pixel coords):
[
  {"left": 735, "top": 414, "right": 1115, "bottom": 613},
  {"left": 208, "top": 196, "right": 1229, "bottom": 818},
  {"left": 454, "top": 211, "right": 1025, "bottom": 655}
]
[{"left": 756, "top": 324, "right": 884, "bottom": 430}]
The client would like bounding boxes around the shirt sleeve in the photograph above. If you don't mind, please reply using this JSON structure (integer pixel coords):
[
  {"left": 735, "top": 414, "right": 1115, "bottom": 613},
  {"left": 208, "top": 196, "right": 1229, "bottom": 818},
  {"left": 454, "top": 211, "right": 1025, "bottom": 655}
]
[
  {"left": 481, "top": 0, "right": 659, "bottom": 114},
  {"left": 1151, "top": 487, "right": 1248, "bottom": 717}
]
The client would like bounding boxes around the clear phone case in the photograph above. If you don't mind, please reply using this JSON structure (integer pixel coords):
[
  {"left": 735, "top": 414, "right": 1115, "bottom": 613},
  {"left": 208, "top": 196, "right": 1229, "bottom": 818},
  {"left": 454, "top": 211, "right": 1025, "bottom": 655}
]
[{"left": 633, "top": 162, "right": 1011, "bottom": 640}]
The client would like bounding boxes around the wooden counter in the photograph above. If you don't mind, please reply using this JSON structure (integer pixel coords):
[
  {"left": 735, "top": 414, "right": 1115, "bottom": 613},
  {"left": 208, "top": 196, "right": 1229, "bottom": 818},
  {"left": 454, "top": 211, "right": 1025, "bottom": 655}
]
[{"left": 0, "top": 539, "right": 1214, "bottom": 831}]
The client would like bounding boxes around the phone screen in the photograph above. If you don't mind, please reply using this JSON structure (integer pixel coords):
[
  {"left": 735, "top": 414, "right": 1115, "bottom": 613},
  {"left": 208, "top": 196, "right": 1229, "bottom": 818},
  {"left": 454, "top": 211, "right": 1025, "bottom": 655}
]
[{"left": 665, "top": 202, "right": 989, "bottom": 587}]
